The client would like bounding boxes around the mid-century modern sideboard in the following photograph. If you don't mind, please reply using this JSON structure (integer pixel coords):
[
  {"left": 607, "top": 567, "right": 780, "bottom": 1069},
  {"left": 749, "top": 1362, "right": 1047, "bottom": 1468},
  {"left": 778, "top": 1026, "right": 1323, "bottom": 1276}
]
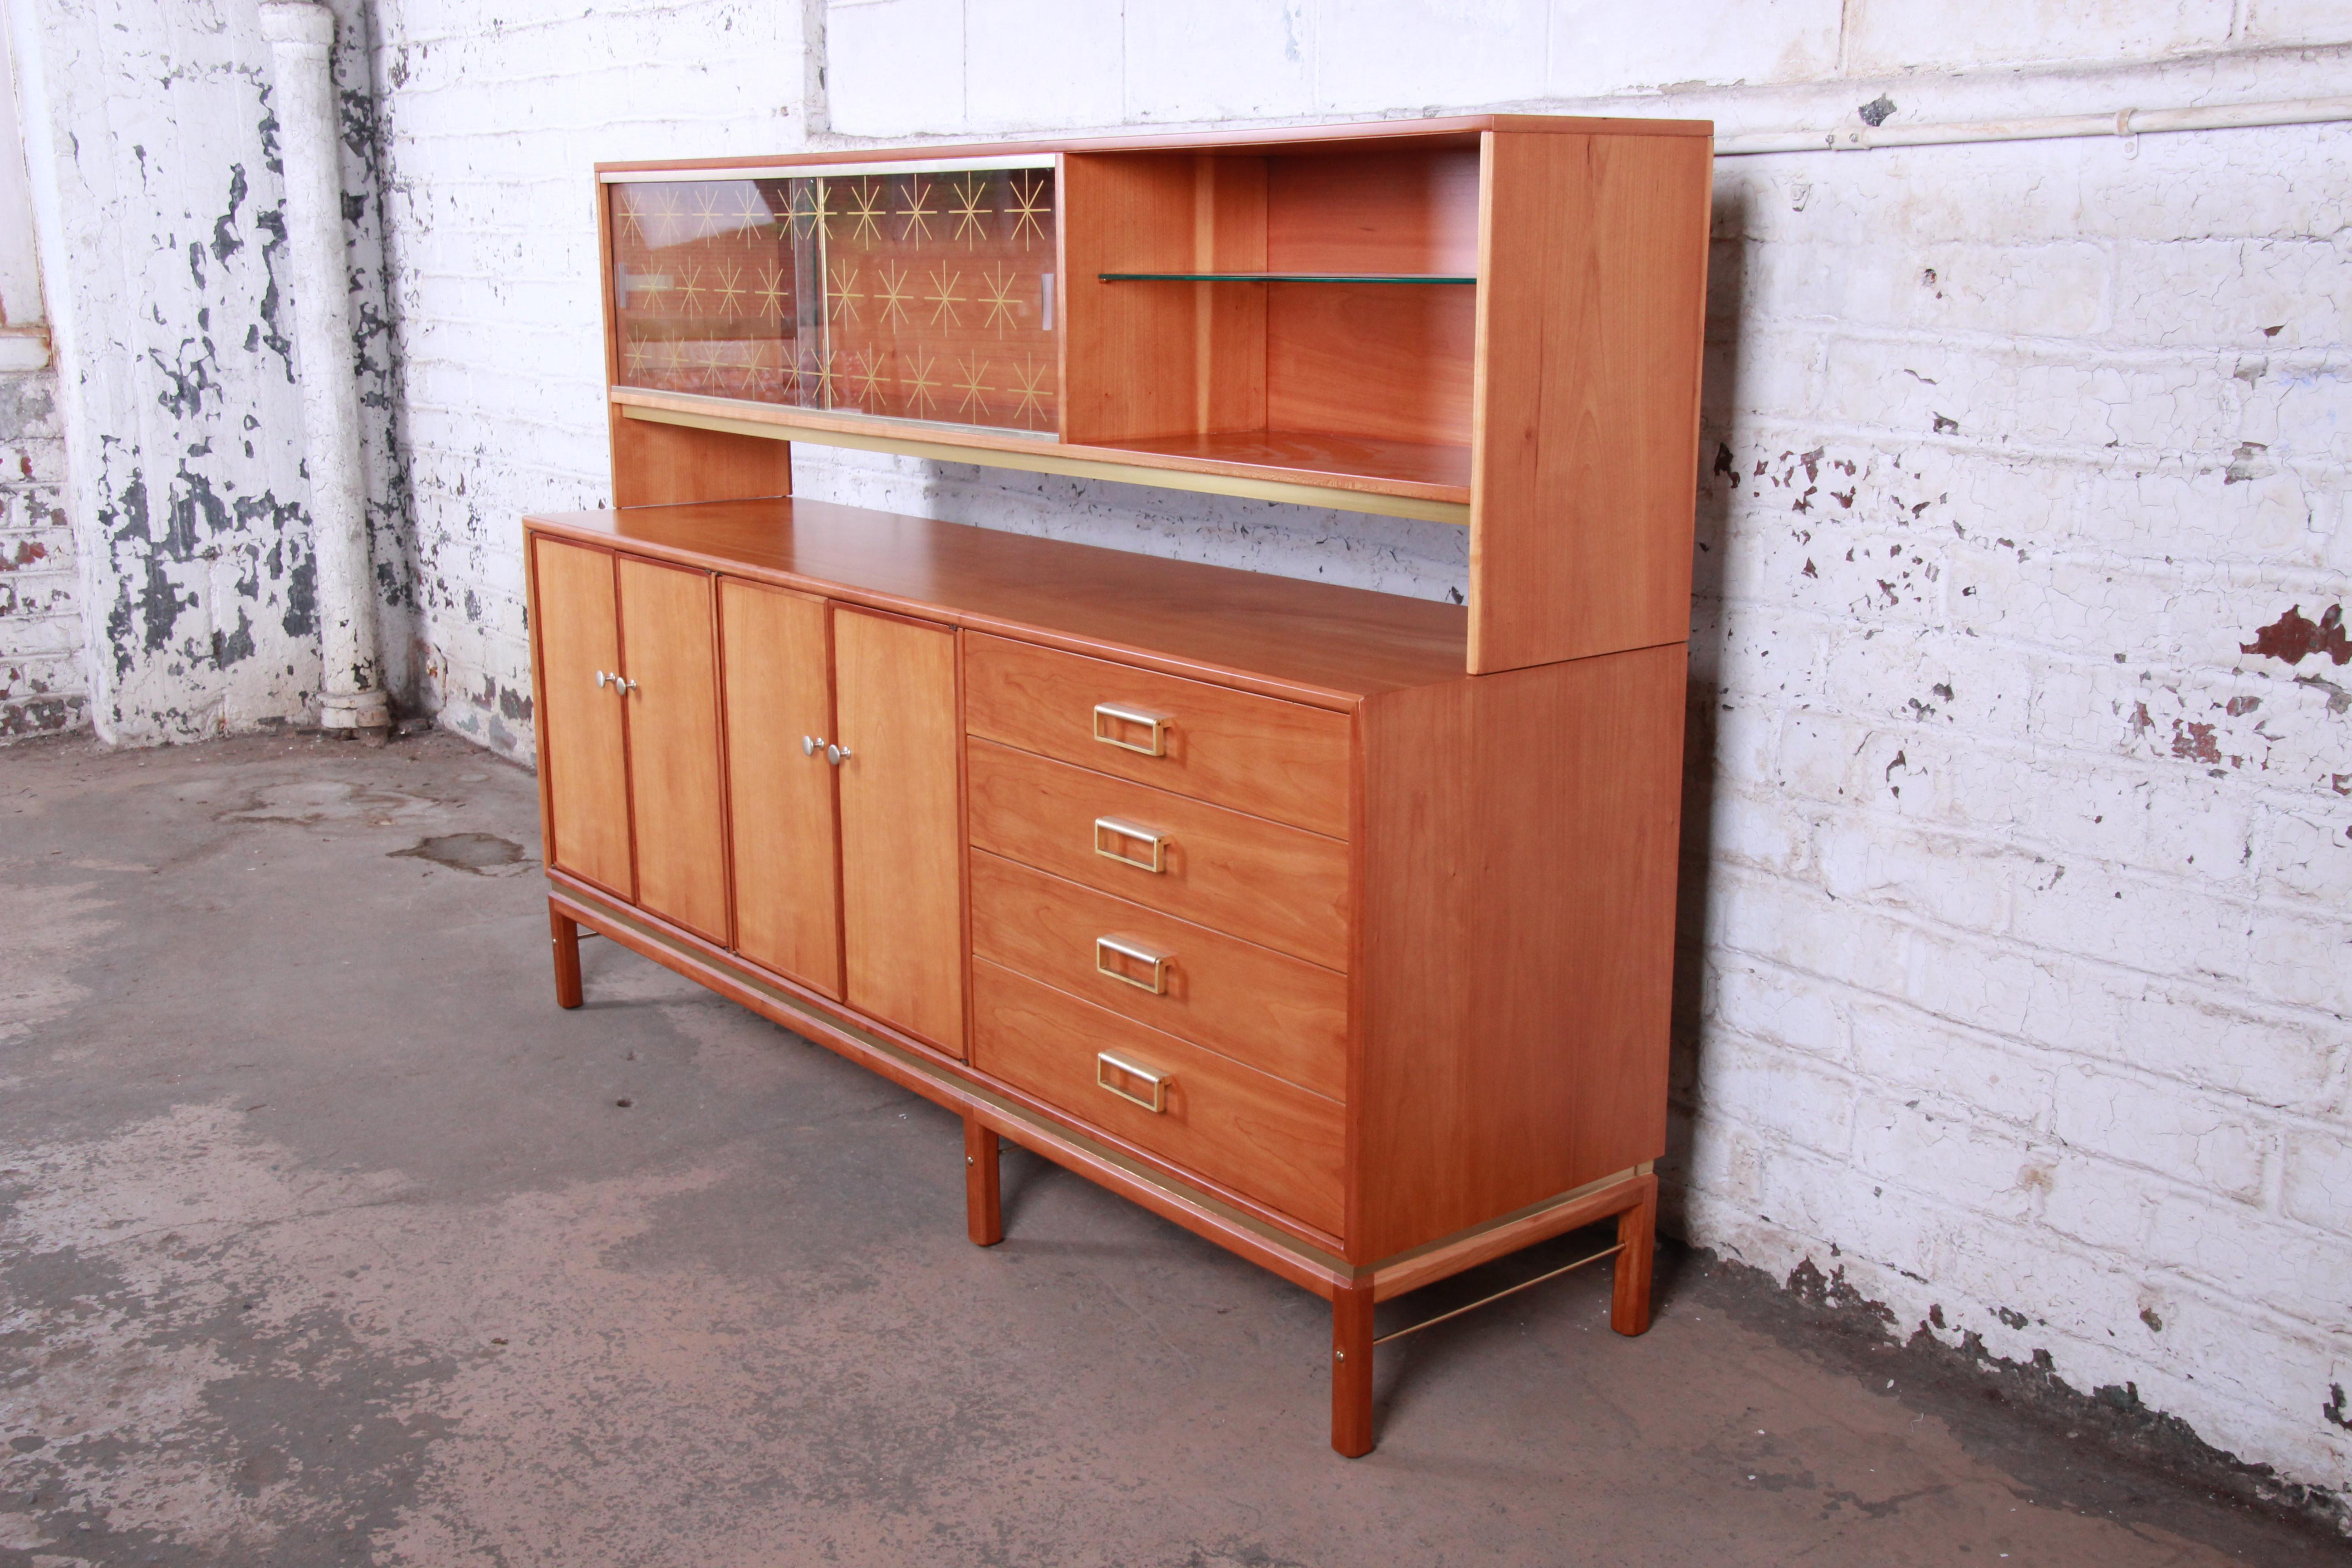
[{"left": 525, "top": 114, "right": 1713, "bottom": 1455}]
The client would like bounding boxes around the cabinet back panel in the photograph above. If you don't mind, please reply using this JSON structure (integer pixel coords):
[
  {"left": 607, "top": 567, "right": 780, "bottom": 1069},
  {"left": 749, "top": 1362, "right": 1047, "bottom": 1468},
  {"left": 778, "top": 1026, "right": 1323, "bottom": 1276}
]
[
  {"left": 533, "top": 539, "right": 633, "bottom": 898},
  {"left": 834, "top": 608, "right": 968, "bottom": 1054},
  {"left": 1062, "top": 153, "right": 1267, "bottom": 444},
  {"left": 719, "top": 579, "right": 843, "bottom": 996},
  {"left": 616, "top": 558, "right": 732, "bottom": 943},
  {"left": 1263, "top": 148, "right": 1479, "bottom": 275},
  {"left": 1266, "top": 282, "right": 1473, "bottom": 449}
]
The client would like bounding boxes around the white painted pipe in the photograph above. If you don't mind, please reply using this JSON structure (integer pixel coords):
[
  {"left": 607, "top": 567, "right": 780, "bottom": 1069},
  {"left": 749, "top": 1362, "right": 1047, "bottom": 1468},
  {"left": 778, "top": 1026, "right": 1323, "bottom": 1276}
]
[
  {"left": 260, "top": 1, "right": 387, "bottom": 731},
  {"left": 1716, "top": 95, "right": 2352, "bottom": 156}
]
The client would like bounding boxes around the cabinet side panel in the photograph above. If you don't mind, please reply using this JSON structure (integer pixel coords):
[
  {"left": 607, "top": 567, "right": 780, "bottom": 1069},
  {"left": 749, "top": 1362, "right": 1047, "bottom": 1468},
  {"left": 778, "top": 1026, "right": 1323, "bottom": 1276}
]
[
  {"left": 611, "top": 411, "right": 795, "bottom": 509},
  {"left": 616, "top": 559, "right": 732, "bottom": 943},
  {"left": 719, "top": 579, "right": 843, "bottom": 997},
  {"left": 1062, "top": 153, "right": 1267, "bottom": 444},
  {"left": 1468, "top": 131, "right": 1711, "bottom": 673},
  {"left": 1356, "top": 643, "right": 1686, "bottom": 1259},
  {"left": 835, "top": 608, "right": 968, "bottom": 1055},
  {"left": 532, "top": 538, "right": 633, "bottom": 898}
]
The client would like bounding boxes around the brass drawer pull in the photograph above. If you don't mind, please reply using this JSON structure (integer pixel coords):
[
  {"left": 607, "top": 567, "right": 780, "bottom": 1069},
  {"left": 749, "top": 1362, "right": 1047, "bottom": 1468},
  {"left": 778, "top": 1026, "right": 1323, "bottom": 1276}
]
[
  {"left": 1093, "top": 702, "right": 1171, "bottom": 757},
  {"left": 1093, "top": 816, "right": 1167, "bottom": 873},
  {"left": 1095, "top": 935, "right": 1171, "bottom": 995},
  {"left": 1096, "top": 1051, "right": 1170, "bottom": 1113}
]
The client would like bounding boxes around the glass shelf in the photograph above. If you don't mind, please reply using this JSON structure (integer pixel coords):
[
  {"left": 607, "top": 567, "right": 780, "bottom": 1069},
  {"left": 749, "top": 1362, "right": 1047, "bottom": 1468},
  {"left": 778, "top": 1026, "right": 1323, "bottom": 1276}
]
[{"left": 1098, "top": 272, "right": 1475, "bottom": 284}]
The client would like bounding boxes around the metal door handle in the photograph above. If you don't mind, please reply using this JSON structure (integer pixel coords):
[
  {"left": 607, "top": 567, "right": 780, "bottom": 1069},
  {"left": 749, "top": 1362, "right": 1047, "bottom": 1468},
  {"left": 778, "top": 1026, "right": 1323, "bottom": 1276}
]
[
  {"left": 803, "top": 735, "right": 823, "bottom": 756},
  {"left": 826, "top": 743, "right": 852, "bottom": 766},
  {"left": 1096, "top": 1051, "right": 1170, "bottom": 1113},
  {"left": 1093, "top": 702, "right": 1171, "bottom": 757},
  {"left": 1095, "top": 935, "right": 1171, "bottom": 995},
  {"left": 615, "top": 677, "right": 637, "bottom": 695},
  {"left": 594, "top": 670, "right": 611, "bottom": 688},
  {"left": 1093, "top": 817, "right": 1166, "bottom": 873}
]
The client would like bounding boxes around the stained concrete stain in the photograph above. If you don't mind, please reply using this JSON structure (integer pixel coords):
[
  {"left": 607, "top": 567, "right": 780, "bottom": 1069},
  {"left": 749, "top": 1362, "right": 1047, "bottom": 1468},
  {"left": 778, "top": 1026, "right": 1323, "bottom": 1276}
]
[{"left": 391, "top": 833, "right": 529, "bottom": 875}]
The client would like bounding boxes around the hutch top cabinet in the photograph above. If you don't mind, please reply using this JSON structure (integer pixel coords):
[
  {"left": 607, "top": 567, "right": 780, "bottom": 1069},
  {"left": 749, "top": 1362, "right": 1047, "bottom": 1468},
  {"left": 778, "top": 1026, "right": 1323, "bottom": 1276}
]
[
  {"left": 597, "top": 114, "right": 1713, "bottom": 673},
  {"left": 534, "top": 115, "right": 1714, "bottom": 1458}
]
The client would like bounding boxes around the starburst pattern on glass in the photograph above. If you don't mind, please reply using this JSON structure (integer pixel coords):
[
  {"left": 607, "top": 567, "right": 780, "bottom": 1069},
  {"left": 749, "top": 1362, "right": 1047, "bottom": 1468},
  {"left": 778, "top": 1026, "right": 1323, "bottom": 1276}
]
[{"left": 608, "top": 169, "right": 1056, "bottom": 430}]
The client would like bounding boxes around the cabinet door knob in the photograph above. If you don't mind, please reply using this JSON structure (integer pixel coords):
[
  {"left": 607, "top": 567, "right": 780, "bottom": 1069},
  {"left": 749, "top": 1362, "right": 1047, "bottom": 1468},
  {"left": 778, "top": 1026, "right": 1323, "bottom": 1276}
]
[
  {"left": 615, "top": 677, "right": 637, "bottom": 696},
  {"left": 826, "top": 743, "right": 852, "bottom": 766},
  {"left": 802, "top": 735, "right": 823, "bottom": 756},
  {"left": 593, "top": 670, "right": 611, "bottom": 688}
]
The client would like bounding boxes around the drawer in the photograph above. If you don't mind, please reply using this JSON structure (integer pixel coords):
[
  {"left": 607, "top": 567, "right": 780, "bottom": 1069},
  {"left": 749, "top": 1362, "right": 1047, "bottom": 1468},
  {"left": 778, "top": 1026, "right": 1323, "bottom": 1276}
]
[
  {"left": 970, "top": 851, "right": 1348, "bottom": 1101},
  {"left": 972, "top": 959, "right": 1345, "bottom": 1238},
  {"left": 965, "top": 633, "right": 1352, "bottom": 838},
  {"left": 967, "top": 739, "right": 1350, "bottom": 971}
]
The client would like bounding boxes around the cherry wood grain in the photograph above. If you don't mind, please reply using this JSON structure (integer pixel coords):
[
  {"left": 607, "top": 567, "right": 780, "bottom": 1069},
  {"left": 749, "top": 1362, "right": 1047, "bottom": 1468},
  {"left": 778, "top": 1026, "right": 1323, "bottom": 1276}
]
[
  {"left": 834, "top": 607, "right": 968, "bottom": 1055},
  {"left": 1264, "top": 147, "right": 1480, "bottom": 276},
  {"left": 528, "top": 500, "right": 1471, "bottom": 706},
  {"left": 611, "top": 411, "right": 794, "bottom": 510},
  {"left": 1468, "top": 129, "right": 1712, "bottom": 673},
  {"left": 531, "top": 538, "right": 633, "bottom": 899},
  {"left": 1353, "top": 643, "right": 1686, "bottom": 1262},
  {"left": 967, "top": 739, "right": 1350, "bottom": 971},
  {"left": 969, "top": 851, "right": 1348, "bottom": 1100},
  {"left": 1259, "top": 147, "right": 1479, "bottom": 450},
  {"left": 550, "top": 907, "right": 585, "bottom": 1009},
  {"left": 612, "top": 389, "right": 1472, "bottom": 509},
  {"left": 1266, "top": 281, "right": 1473, "bottom": 449},
  {"left": 718, "top": 578, "right": 843, "bottom": 996},
  {"left": 970, "top": 957, "right": 1345, "bottom": 1236},
  {"left": 592, "top": 113, "right": 1711, "bottom": 179},
  {"left": 1088, "top": 427, "right": 1470, "bottom": 494},
  {"left": 965, "top": 1115, "right": 1003, "bottom": 1246},
  {"left": 1331, "top": 1283, "right": 1375, "bottom": 1457},
  {"left": 1063, "top": 152, "right": 1268, "bottom": 445},
  {"left": 550, "top": 870, "right": 1341, "bottom": 1275},
  {"left": 1612, "top": 1172, "right": 1658, "bottom": 1336},
  {"left": 616, "top": 557, "right": 731, "bottom": 944},
  {"left": 963, "top": 632, "right": 1351, "bottom": 836},
  {"left": 1367, "top": 1166, "right": 1645, "bottom": 1299}
]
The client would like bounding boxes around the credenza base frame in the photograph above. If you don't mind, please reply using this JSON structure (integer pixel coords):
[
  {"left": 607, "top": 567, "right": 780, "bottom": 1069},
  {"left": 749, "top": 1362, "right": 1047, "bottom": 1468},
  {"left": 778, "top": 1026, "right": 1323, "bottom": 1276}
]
[{"left": 548, "top": 880, "right": 1657, "bottom": 1456}]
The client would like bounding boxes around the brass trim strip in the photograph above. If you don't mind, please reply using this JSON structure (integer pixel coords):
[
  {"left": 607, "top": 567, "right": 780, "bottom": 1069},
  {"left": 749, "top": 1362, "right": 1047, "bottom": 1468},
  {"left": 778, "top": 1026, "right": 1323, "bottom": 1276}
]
[
  {"left": 600, "top": 154, "right": 1058, "bottom": 183},
  {"left": 616, "top": 401, "right": 1474, "bottom": 527},
  {"left": 1371, "top": 1242, "right": 1625, "bottom": 1346}
]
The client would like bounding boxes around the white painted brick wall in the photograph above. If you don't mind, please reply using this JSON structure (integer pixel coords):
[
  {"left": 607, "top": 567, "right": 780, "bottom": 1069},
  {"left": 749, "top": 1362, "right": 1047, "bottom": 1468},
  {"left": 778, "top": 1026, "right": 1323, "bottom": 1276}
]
[
  {"left": 0, "top": 364, "right": 80, "bottom": 738},
  {"left": 345, "top": 0, "right": 2349, "bottom": 1516},
  {"left": 11, "top": 0, "right": 409, "bottom": 743}
]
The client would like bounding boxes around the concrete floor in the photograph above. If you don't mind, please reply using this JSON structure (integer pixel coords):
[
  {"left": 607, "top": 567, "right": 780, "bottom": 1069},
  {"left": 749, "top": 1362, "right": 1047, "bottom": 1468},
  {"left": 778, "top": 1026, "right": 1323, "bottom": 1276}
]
[{"left": 0, "top": 730, "right": 2336, "bottom": 1567}]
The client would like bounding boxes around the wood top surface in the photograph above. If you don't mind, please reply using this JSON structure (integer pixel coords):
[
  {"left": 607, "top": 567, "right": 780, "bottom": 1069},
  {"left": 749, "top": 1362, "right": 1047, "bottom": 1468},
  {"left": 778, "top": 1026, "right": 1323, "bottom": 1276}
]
[
  {"left": 595, "top": 114, "right": 1715, "bottom": 176},
  {"left": 525, "top": 498, "right": 1471, "bottom": 706}
]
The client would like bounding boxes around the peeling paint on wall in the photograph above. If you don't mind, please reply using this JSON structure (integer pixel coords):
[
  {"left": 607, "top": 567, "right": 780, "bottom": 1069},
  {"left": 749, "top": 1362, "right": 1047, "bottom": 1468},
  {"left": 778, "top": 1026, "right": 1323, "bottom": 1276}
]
[{"left": 18, "top": 0, "right": 412, "bottom": 745}]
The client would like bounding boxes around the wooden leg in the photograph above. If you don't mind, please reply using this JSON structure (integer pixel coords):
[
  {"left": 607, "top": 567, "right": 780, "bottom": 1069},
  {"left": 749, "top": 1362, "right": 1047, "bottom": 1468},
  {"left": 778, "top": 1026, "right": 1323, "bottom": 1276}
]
[
  {"left": 1611, "top": 1174, "right": 1658, "bottom": 1337},
  {"left": 1331, "top": 1281, "right": 1375, "bottom": 1457},
  {"left": 964, "top": 1116, "right": 1003, "bottom": 1247},
  {"left": 550, "top": 908, "right": 584, "bottom": 1010}
]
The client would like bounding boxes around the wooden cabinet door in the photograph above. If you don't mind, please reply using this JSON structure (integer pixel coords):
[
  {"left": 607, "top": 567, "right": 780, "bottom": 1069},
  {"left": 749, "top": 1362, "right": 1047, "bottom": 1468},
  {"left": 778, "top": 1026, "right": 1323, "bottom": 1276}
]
[
  {"left": 719, "top": 579, "right": 842, "bottom": 996},
  {"left": 616, "top": 558, "right": 730, "bottom": 944},
  {"left": 533, "top": 537, "right": 632, "bottom": 898},
  {"left": 833, "top": 608, "right": 965, "bottom": 1055}
]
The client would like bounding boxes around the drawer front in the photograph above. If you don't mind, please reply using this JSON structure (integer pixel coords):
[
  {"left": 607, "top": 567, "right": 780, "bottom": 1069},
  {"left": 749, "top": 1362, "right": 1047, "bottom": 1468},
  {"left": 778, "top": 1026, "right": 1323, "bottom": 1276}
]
[
  {"left": 967, "top": 739, "right": 1351, "bottom": 971},
  {"left": 965, "top": 633, "right": 1352, "bottom": 838},
  {"left": 970, "top": 851, "right": 1348, "bottom": 1101},
  {"left": 972, "top": 959, "right": 1345, "bottom": 1238}
]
